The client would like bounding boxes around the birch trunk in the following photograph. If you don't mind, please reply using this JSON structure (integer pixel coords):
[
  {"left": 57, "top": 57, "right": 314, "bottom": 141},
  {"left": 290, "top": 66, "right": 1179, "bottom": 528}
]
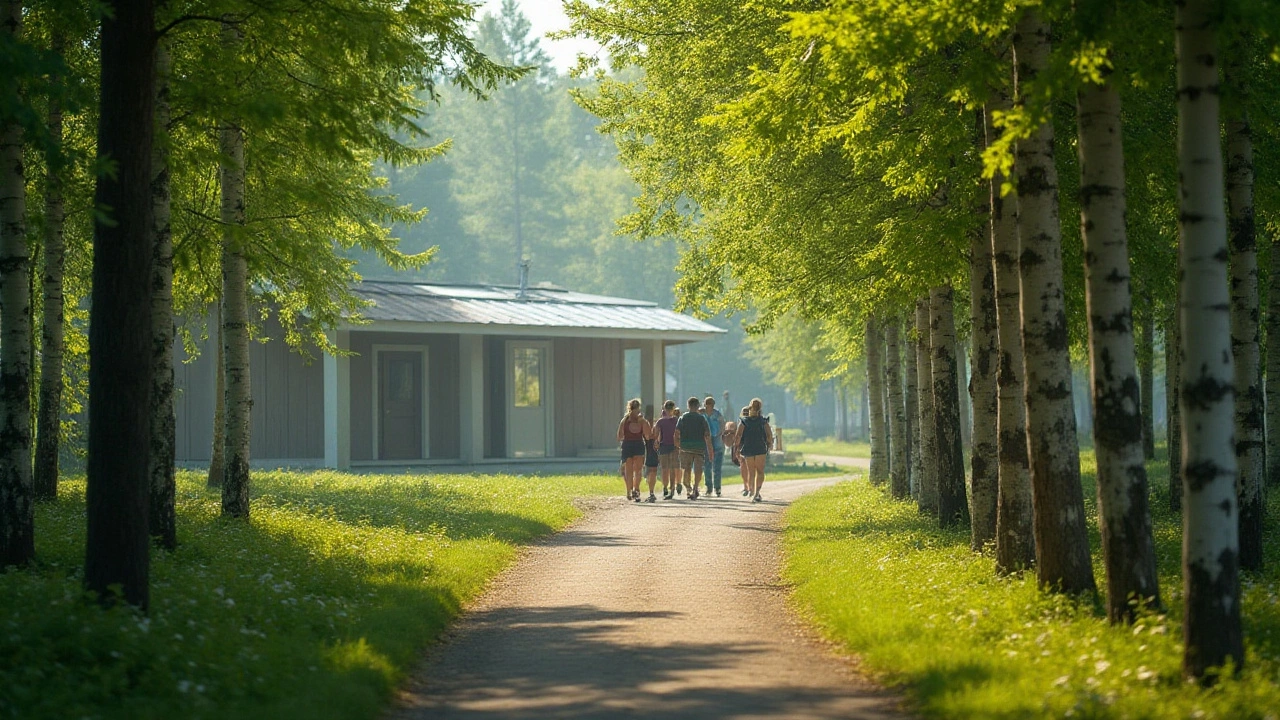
[
  {"left": 931, "top": 287, "right": 968, "bottom": 528},
  {"left": 34, "top": 64, "right": 65, "bottom": 502},
  {"left": 866, "top": 317, "right": 888, "bottom": 485},
  {"left": 0, "top": 0, "right": 33, "bottom": 567},
  {"left": 1225, "top": 102, "right": 1263, "bottom": 572},
  {"left": 970, "top": 128, "right": 1000, "bottom": 549},
  {"left": 1168, "top": 291, "right": 1183, "bottom": 513},
  {"left": 1013, "top": 11, "right": 1096, "bottom": 594},
  {"left": 1139, "top": 305, "right": 1157, "bottom": 459},
  {"left": 84, "top": 0, "right": 157, "bottom": 609},
  {"left": 207, "top": 303, "right": 225, "bottom": 488},
  {"left": 859, "top": 382, "right": 869, "bottom": 441},
  {"left": 219, "top": 25, "right": 251, "bottom": 518},
  {"left": 1267, "top": 227, "right": 1280, "bottom": 489},
  {"left": 957, "top": 343, "right": 971, "bottom": 450},
  {"left": 1175, "top": 0, "right": 1244, "bottom": 678},
  {"left": 987, "top": 95, "right": 1036, "bottom": 573},
  {"left": 1077, "top": 78, "right": 1161, "bottom": 622},
  {"left": 916, "top": 298, "right": 938, "bottom": 515},
  {"left": 148, "top": 43, "right": 176, "bottom": 549},
  {"left": 886, "top": 321, "right": 909, "bottom": 499},
  {"left": 906, "top": 327, "right": 920, "bottom": 498}
]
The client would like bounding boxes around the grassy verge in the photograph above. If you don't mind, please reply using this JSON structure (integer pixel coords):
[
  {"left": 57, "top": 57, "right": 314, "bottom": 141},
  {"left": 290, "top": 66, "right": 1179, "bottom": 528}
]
[
  {"left": 0, "top": 470, "right": 628, "bottom": 720},
  {"left": 789, "top": 439, "right": 871, "bottom": 458},
  {"left": 782, "top": 454, "right": 1280, "bottom": 719}
]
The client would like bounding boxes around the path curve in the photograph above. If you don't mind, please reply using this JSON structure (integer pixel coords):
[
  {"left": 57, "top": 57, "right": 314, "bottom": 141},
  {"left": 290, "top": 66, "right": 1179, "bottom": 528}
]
[{"left": 390, "top": 476, "right": 905, "bottom": 720}]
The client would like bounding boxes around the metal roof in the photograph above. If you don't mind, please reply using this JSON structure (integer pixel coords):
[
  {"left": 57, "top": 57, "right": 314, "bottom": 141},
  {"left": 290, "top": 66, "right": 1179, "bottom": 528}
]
[{"left": 347, "top": 280, "right": 725, "bottom": 340}]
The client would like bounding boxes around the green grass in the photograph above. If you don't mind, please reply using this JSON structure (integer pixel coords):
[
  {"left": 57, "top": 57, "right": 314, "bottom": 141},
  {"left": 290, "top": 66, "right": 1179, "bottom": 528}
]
[
  {"left": 1, "top": 463, "right": 839, "bottom": 720},
  {"left": 782, "top": 454, "right": 1280, "bottom": 719},
  {"left": 789, "top": 438, "right": 872, "bottom": 458}
]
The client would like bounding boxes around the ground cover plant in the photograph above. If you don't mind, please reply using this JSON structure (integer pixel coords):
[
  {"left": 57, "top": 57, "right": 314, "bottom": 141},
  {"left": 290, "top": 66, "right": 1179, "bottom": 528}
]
[
  {"left": 788, "top": 438, "right": 871, "bottom": 459},
  {"left": 783, "top": 453, "right": 1280, "bottom": 719},
  {"left": 1, "top": 464, "right": 838, "bottom": 720}
]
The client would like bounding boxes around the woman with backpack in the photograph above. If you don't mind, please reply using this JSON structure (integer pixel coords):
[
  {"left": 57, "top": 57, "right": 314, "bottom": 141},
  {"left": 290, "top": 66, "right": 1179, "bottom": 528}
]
[{"left": 733, "top": 398, "right": 773, "bottom": 503}]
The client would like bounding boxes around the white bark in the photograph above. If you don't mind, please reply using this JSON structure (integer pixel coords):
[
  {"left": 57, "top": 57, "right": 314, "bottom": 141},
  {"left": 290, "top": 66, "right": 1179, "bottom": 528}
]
[
  {"left": 931, "top": 288, "right": 968, "bottom": 527},
  {"left": 970, "top": 121, "right": 1000, "bottom": 548},
  {"left": 1013, "top": 11, "right": 1095, "bottom": 594},
  {"left": 916, "top": 298, "right": 938, "bottom": 515},
  {"left": 1266, "top": 227, "right": 1280, "bottom": 490},
  {"left": 906, "top": 325, "right": 920, "bottom": 498},
  {"left": 149, "top": 43, "right": 177, "bottom": 548},
  {"left": 866, "top": 317, "right": 888, "bottom": 485},
  {"left": 1225, "top": 100, "right": 1263, "bottom": 572},
  {"left": 1077, "top": 78, "right": 1160, "bottom": 622},
  {"left": 220, "top": 22, "right": 251, "bottom": 518},
  {"left": 886, "top": 320, "right": 909, "bottom": 499},
  {"left": 0, "top": 0, "right": 33, "bottom": 567},
  {"left": 1167, "top": 301, "right": 1182, "bottom": 513},
  {"left": 987, "top": 93, "right": 1035, "bottom": 573},
  {"left": 1175, "top": 0, "right": 1243, "bottom": 678}
]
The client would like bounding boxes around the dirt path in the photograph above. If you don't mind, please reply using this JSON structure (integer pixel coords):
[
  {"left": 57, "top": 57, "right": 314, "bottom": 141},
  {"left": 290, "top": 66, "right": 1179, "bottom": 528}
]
[{"left": 391, "top": 476, "right": 905, "bottom": 720}]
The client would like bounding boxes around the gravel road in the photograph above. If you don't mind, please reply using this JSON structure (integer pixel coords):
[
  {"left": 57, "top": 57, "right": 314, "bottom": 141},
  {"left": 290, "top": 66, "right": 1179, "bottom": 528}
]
[{"left": 390, "top": 475, "right": 905, "bottom": 720}]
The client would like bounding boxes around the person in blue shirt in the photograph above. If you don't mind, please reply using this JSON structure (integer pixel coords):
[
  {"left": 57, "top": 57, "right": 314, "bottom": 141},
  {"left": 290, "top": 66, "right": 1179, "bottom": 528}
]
[{"left": 700, "top": 396, "right": 727, "bottom": 497}]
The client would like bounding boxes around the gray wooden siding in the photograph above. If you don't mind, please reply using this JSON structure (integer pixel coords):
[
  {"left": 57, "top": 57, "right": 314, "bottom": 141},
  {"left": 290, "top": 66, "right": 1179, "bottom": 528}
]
[
  {"left": 553, "top": 337, "right": 624, "bottom": 456},
  {"left": 349, "top": 331, "right": 461, "bottom": 461},
  {"left": 174, "top": 315, "right": 324, "bottom": 462}
]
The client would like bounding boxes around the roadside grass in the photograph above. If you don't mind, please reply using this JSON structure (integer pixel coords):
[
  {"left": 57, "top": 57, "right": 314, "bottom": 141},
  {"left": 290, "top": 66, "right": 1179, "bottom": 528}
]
[
  {"left": 789, "top": 438, "right": 872, "bottom": 458},
  {"left": 0, "top": 469, "right": 627, "bottom": 720},
  {"left": 1, "top": 463, "right": 839, "bottom": 720},
  {"left": 783, "top": 452, "right": 1280, "bottom": 719}
]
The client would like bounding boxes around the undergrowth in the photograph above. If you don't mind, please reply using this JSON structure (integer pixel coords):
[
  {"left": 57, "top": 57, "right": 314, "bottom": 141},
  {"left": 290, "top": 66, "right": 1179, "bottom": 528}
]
[{"left": 782, "top": 452, "right": 1280, "bottom": 719}]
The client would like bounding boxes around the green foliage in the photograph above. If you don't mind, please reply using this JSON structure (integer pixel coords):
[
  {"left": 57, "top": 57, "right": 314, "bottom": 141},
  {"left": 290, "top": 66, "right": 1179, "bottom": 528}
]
[
  {"left": 783, "top": 454, "right": 1280, "bottom": 718},
  {"left": 0, "top": 469, "right": 612, "bottom": 719},
  {"left": 790, "top": 438, "right": 872, "bottom": 459}
]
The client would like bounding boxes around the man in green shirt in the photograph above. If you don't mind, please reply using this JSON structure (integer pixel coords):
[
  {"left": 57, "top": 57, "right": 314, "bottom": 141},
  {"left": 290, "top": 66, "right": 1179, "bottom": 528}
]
[{"left": 674, "top": 396, "right": 714, "bottom": 500}]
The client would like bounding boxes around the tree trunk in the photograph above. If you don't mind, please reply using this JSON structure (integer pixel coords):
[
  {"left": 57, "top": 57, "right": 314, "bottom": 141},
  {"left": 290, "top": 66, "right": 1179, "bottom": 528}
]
[
  {"left": 1167, "top": 300, "right": 1183, "bottom": 513},
  {"left": 1076, "top": 78, "right": 1161, "bottom": 623},
  {"left": 0, "top": 0, "right": 34, "bottom": 567},
  {"left": 1175, "top": 0, "right": 1244, "bottom": 679},
  {"left": 148, "top": 43, "right": 176, "bottom": 550},
  {"left": 866, "top": 317, "right": 888, "bottom": 485},
  {"left": 906, "top": 326, "right": 920, "bottom": 498},
  {"left": 1139, "top": 303, "right": 1157, "bottom": 459},
  {"left": 859, "top": 382, "right": 869, "bottom": 441},
  {"left": 957, "top": 340, "right": 971, "bottom": 450},
  {"left": 886, "top": 321, "right": 909, "bottom": 499},
  {"left": 970, "top": 121, "right": 1000, "bottom": 549},
  {"left": 1012, "top": 11, "right": 1096, "bottom": 594},
  {"left": 84, "top": 0, "right": 157, "bottom": 609},
  {"left": 1225, "top": 104, "right": 1263, "bottom": 572},
  {"left": 987, "top": 94, "right": 1036, "bottom": 574},
  {"left": 1267, "top": 226, "right": 1280, "bottom": 489},
  {"left": 33, "top": 57, "right": 65, "bottom": 503},
  {"left": 207, "top": 302, "right": 226, "bottom": 488},
  {"left": 916, "top": 297, "right": 938, "bottom": 515},
  {"left": 220, "top": 82, "right": 251, "bottom": 519},
  {"left": 931, "top": 287, "right": 968, "bottom": 528}
]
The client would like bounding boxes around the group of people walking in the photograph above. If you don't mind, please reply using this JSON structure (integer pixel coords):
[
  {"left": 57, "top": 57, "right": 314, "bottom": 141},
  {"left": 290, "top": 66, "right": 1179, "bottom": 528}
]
[{"left": 618, "top": 395, "right": 774, "bottom": 504}]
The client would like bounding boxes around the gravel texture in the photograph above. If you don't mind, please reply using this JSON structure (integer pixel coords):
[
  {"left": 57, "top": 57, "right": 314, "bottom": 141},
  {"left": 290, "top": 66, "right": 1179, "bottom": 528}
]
[{"left": 390, "top": 476, "right": 906, "bottom": 720}]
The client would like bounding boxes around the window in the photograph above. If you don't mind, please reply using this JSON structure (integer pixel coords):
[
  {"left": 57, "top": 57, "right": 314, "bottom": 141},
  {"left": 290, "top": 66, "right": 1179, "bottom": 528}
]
[{"left": 513, "top": 347, "right": 542, "bottom": 407}]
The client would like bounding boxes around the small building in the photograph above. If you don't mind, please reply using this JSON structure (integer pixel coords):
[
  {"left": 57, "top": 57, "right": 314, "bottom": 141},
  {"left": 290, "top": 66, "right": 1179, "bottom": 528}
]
[{"left": 173, "top": 281, "right": 723, "bottom": 469}]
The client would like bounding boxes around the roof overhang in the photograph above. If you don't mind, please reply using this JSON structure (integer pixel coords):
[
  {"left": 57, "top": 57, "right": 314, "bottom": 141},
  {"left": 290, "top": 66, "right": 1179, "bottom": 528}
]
[{"left": 338, "top": 319, "right": 722, "bottom": 344}]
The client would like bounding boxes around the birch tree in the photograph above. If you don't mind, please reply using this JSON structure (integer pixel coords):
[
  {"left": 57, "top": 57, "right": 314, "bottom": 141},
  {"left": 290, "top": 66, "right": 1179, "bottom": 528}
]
[
  {"left": 1075, "top": 54, "right": 1160, "bottom": 621},
  {"left": 1013, "top": 10, "right": 1095, "bottom": 594},
  {"left": 969, "top": 130, "right": 1000, "bottom": 548},
  {"left": 1224, "top": 62, "right": 1263, "bottom": 572},
  {"left": 148, "top": 42, "right": 176, "bottom": 549},
  {"left": 886, "top": 320, "right": 909, "bottom": 499},
  {"left": 1167, "top": 292, "right": 1182, "bottom": 513},
  {"left": 916, "top": 298, "right": 938, "bottom": 516},
  {"left": 867, "top": 317, "right": 888, "bottom": 485},
  {"left": 1174, "top": 0, "right": 1243, "bottom": 679},
  {"left": 0, "top": 0, "right": 33, "bottom": 568},
  {"left": 906, "top": 326, "right": 920, "bottom": 498},
  {"left": 931, "top": 287, "right": 967, "bottom": 528}
]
